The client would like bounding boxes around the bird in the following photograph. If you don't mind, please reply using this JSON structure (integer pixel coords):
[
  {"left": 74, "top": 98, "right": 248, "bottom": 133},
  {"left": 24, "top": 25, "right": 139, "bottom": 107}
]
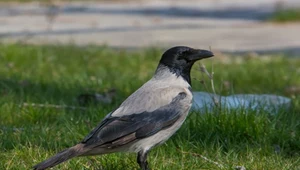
[{"left": 33, "top": 46, "right": 214, "bottom": 170}]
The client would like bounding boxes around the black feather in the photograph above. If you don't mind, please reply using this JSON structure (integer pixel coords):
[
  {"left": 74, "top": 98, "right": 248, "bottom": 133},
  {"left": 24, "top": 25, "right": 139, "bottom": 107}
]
[
  {"left": 81, "top": 92, "right": 187, "bottom": 148},
  {"left": 33, "top": 145, "right": 82, "bottom": 170}
]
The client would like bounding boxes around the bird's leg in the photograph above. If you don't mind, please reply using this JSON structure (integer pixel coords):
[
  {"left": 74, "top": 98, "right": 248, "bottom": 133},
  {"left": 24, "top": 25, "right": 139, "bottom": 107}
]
[{"left": 137, "top": 150, "right": 149, "bottom": 170}]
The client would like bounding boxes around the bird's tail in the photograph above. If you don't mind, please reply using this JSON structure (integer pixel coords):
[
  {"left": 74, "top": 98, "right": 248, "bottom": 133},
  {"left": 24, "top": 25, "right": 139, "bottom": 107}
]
[{"left": 33, "top": 144, "right": 85, "bottom": 170}]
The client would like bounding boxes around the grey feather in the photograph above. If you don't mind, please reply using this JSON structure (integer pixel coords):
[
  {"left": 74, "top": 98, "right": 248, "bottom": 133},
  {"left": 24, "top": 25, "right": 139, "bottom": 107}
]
[
  {"left": 81, "top": 92, "right": 187, "bottom": 149},
  {"left": 112, "top": 67, "right": 191, "bottom": 117}
]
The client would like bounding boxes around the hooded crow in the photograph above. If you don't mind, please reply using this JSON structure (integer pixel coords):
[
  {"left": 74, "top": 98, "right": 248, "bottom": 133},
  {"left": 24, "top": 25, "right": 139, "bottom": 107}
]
[{"left": 33, "top": 46, "right": 214, "bottom": 170}]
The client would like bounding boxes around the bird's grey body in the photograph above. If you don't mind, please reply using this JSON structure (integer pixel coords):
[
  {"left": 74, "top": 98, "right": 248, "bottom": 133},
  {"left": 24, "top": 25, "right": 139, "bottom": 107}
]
[
  {"left": 109, "top": 65, "right": 193, "bottom": 153},
  {"left": 80, "top": 66, "right": 192, "bottom": 156},
  {"left": 112, "top": 65, "right": 192, "bottom": 117},
  {"left": 33, "top": 46, "right": 213, "bottom": 170}
]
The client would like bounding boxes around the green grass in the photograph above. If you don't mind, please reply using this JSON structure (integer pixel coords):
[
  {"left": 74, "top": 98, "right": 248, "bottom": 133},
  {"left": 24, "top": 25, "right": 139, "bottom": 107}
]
[
  {"left": 270, "top": 8, "right": 300, "bottom": 22},
  {"left": 0, "top": 44, "right": 299, "bottom": 170}
]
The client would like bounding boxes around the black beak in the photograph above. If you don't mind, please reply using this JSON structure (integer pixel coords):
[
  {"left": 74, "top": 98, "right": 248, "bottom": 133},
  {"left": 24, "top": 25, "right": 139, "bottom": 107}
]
[{"left": 187, "top": 49, "right": 214, "bottom": 61}]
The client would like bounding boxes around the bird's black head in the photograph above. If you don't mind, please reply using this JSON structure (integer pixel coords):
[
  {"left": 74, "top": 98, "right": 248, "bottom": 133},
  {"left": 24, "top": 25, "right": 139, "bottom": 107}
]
[{"left": 157, "top": 46, "right": 214, "bottom": 84}]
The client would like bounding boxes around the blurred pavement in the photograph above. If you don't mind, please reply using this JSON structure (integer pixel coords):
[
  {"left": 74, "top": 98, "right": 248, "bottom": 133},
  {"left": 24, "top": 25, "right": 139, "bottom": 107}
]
[{"left": 0, "top": 0, "right": 300, "bottom": 54}]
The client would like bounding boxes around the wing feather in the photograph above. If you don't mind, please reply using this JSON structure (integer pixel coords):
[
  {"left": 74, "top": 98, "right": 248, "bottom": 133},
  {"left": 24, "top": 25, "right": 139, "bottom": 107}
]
[{"left": 81, "top": 92, "right": 187, "bottom": 149}]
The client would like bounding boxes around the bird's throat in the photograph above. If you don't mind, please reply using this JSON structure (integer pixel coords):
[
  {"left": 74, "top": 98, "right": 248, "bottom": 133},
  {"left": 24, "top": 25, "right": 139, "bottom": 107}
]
[{"left": 155, "top": 63, "right": 193, "bottom": 85}]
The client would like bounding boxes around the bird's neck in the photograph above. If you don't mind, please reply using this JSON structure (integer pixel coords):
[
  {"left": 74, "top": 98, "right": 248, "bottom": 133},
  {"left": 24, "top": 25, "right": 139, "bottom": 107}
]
[{"left": 154, "top": 64, "right": 192, "bottom": 85}]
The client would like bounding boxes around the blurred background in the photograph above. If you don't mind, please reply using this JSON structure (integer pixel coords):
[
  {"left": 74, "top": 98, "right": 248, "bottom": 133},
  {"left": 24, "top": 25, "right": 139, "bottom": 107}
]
[{"left": 1, "top": 0, "right": 300, "bottom": 54}]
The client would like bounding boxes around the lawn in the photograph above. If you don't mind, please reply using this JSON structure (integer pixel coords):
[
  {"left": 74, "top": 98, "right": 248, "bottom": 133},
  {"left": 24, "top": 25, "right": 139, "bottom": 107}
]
[
  {"left": 0, "top": 44, "right": 299, "bottom": 170},
  {"left": 270, "top": 8, "right": 300, "bottom": 23}
]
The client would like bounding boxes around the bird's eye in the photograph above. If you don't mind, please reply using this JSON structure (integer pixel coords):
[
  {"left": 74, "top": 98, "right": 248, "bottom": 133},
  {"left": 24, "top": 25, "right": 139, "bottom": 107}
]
[
  {"left": 182, "top": 49, "right": 194, "bottom": 56},
  {"left": 178, "top": 50, "right": 191, "bottom": 59}
]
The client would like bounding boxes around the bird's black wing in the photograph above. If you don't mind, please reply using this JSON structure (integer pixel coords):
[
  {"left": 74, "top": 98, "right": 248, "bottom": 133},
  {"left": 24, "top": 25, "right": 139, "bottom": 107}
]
[{"left": 81, "top": 92, "right": 187, "bottom": 149}]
